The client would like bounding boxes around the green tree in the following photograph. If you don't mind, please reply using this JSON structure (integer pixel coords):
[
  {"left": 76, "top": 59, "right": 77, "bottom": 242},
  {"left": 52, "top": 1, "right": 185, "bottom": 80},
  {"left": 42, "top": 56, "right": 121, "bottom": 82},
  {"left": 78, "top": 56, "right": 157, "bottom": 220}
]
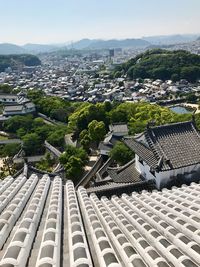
[
  {"left": 36, "top": 152, "right": 55, "bottom": 172},
  {"left": 59, "top": 145, "right": 88, "bottom": 182},
  {"left": 22, "top": 133, "right": 43, "bottom": 156},
  {"left": 88, "top": 120, "right": 106, "bottom": 143},
  {"left": 65, "top": 156, "right": 84, "bottom": 180},
  {"left": 4, "top": 115, "right": 33, "bottom": 133},
  {"left": 109, "top": 142, "right": 134, "bottom": 166},
  {"left": 0, "top": 84, "right": 12, "bottom": 94},
  {"left": 47, "top": 130, "right": 65, "bottom": 148},
  {"left": 0, "top": 143, "right": 21, "bottom": 157},
  {"left": 115, "top": 49, "right": 200, "bottom": 82},
  {"left": 186, "top": 93, "right": 198, "bottom": 103},
  {"left": 114, "top": 71, "right": 122, "bottom": 78},
  {"left": 27, "top": 90, "right": 45, "bottom": 106},
  {"left": 79, "top": 130, "right": 91, "bottom": 152}
]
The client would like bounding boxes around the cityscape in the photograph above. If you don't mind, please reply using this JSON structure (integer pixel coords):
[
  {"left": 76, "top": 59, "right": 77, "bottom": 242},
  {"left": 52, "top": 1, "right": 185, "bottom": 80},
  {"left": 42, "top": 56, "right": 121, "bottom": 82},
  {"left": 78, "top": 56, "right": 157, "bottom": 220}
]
[{"left": 0, "top": 0, "right": 200, "bottom": 266}]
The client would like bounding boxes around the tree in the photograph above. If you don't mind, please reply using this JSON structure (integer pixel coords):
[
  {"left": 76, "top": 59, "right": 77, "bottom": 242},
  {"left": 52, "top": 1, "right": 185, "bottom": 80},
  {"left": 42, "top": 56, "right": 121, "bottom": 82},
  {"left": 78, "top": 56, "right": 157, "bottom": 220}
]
[
  {"left": 171, "top": 73, "right": 179, "bottom": 82},
  {"left": 0, "top": 84, "right": 12, "bottom": 94},
  {"left": 115, "top": 49, "right": 200, "bottom": 82},
  {"left": 110, "top": 109, "right": 127, "bottom": 123},
  {"left": 36, "top": 152, "right": 55, "bottom": 172},
  {"left": 109, "top": 142, "right": 134, "bottom": 166},
  {"left": 47, "top": 130, "right": 65, "bottom": 148},
  {"left": 0, "top": 143, "right": 21, "bottom": 157},
  {"left": 79, "top": 130, "right": 91, "bottom": 152},
  {"left": 27, "top": 90, "right": 44, "bottom": 105},
  {"left": 50, "top": 108, "right": 68, "bottom": 122},
  {"left": 88, "top": 120, "right": 106, "bottom": 143},
  {"left": 59, "top": 145, "right": 88, "bottom": 182},
  {"left": 4, "top": 115, "right": 33, "bottom": 133},
  {"left": 60, "top": 145, "right": 88, "bottom": 165},
  {"left": 65, "top": 156, "right": 84, "bottom": 180},
  {"left": 22, "top": 133, "right": 43, "bottom": 156},
  {"left": 186, "top": 93, "right": 198, "bottom": 103},
  {"left": 114, "top": 71, "right": 122, "bottom": 78}
]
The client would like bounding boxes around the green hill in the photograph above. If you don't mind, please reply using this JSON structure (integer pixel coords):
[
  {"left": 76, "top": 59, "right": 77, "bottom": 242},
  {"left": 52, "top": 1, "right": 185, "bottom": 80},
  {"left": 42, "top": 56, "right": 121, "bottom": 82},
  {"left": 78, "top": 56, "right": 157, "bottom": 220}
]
[
  {"left": 0, "top": 54, "right": 41, "bottom": 72},
  {"left": 114, "top": 49, "right": 200, "bottom": 82}
]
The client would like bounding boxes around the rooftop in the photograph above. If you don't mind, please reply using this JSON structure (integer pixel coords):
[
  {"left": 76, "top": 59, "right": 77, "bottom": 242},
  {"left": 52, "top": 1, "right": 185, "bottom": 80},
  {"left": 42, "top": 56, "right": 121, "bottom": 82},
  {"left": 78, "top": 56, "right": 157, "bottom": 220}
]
[
  {"left": 124, "top": 120, "right": 200, "bottom": 171},
  {"left": 0, "top": 171, "right": 200, "bottom": 266},
  {"left": 107, "top": 159, "right": 144, "bottom": 183},
  {"left": 109, "top": 123, "right": 129, "bottom": 135}
]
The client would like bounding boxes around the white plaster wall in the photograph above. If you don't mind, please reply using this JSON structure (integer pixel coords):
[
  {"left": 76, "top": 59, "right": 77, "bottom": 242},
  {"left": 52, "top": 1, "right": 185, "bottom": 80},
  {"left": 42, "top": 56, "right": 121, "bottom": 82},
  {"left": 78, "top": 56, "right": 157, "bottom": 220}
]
[
  {"left": 135, "top": 155, "right": 157, "bottom": 182},
  {"left": 135, "top": 154, "right": 200, "bottom": 189}
]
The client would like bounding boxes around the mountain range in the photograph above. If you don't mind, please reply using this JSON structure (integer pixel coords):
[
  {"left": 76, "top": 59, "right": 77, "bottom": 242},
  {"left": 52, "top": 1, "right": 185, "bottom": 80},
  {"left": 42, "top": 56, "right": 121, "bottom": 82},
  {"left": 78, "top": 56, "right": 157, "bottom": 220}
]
[
  {"left": 0, "top": 39, "right": 150, "bottom": 55},
  {"left": 143, "top": 34, "right": 199, "bottom": 45},
  {"left": 0, "top": 34, "right": 199, "bottom": 55}
]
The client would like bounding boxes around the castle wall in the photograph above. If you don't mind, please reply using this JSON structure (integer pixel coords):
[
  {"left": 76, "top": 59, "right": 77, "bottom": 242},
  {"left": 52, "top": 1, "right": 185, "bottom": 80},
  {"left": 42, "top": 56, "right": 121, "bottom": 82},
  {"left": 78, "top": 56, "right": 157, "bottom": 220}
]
[{"left": 135, "top": 154, "right": 200, "bottom": 189}]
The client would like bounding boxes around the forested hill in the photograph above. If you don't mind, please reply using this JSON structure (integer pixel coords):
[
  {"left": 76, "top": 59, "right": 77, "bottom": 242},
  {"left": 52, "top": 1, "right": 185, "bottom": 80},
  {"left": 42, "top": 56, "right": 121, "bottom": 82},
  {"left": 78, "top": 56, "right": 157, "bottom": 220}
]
[
  {"left": 0, "top": 54, "right": 41, "bottom": 72},
  {"left": 114, "top": 49, "right": 200, "bottom": 82}
]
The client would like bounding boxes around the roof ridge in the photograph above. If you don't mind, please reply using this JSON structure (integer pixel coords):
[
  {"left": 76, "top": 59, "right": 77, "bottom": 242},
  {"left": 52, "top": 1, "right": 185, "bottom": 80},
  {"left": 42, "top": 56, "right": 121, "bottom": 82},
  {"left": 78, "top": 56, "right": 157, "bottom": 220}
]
[{"left": 148, "top": 120, "right": 192, "bottom": 130}]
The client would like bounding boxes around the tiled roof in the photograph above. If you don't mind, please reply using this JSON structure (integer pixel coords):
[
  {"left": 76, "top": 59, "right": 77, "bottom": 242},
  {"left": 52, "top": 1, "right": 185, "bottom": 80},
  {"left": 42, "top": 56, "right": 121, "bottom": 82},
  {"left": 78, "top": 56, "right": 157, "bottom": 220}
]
[
  {"left": 107, "top": 159, "right": 144, "bottom": 183},
  {"left": 109, "top": 123, "right": 128, "bottom": 134},
  {"left": 145, "top": 121, "right": 200, "bottom": 170},
  {"left": 4, "top": 105, "right": 23, "bottom": 112},
  {"left": 86, "top": 180, "right": 155, "bottom": 197},
  {"left": 0, "top": 172, "right": 200, "bottom": 267},
  {"left": 124, "top": 121, "right": 200, "bottom": 171},
  {"left": 124, "top": 137, "right": 158, "bottom": 167}
]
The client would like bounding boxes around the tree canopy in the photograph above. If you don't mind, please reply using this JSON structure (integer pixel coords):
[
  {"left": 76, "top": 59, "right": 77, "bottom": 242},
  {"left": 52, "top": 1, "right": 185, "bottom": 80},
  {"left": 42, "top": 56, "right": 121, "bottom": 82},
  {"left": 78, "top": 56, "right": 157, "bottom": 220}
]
[
  {"left": 3, "top": 115, "right": 67, "bottom": 155},
  {"left": 27, "top": 90, "right": 80, "bottom": 123},
  {"left": 59, "top": 145, "right": 88, "bottom": 182},
  {"left": 0, "top": 143, "right": 21, "bottom": 158},
  {"left": 22, "top": 133, "right": 43, "bottom": 156},
  {"left": 113, "top": 49, "right": 200, "bottom": 82},
  {"left": 0, "top": 84, "right": 12, "bottom": 94},
  {"left": 88, "top": 120, "right": 106, "bottom": 143},
  {"left": 109, "top": 141, "right": 134, "bottom": 166}
]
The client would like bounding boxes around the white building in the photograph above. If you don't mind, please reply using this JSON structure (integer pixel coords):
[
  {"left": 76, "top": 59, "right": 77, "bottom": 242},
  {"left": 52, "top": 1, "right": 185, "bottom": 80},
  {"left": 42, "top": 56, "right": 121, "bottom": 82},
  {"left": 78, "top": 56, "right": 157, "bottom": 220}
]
[
  {"left": 0, "top": 94, "right": 18, "bottom": 103},
  {"left": 124, "top": 120, "right": 200, "bottom": 189},
  {"left": 3, "top": 102, "right": 36, "bottom": 116}
]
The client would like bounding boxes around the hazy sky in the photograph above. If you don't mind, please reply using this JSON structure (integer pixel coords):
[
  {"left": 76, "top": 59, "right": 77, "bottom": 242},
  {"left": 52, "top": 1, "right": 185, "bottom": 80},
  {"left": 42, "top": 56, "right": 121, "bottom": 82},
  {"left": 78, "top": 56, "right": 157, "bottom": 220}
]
[{"left": 1, "top": 0, "right": 200, "bottom": 44}]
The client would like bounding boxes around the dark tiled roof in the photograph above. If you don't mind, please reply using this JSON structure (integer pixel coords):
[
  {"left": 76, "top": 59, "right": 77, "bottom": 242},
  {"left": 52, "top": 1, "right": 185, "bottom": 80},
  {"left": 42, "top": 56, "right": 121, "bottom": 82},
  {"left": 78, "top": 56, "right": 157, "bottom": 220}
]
[
  {"left": 146, "top": 121, "right": 200, "bottom": 170},
  {"left": 124, "top": 137, "right": 158, "bottom": 167},
  {"left": 86, "top": 179, "right": 155, "bottom": 197},
  {"left": 125, "top": 121, "right": 200, "bottom": 171},
  {"left": 107, "top": 159, "right": 144, "bottom": 183}
]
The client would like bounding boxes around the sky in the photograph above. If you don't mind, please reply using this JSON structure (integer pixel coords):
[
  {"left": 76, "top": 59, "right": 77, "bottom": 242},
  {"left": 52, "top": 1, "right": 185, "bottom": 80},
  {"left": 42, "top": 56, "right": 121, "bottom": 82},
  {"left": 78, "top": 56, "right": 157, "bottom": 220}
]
[{"left": 0, "top": 0, "right": 200, "bottom": 45}]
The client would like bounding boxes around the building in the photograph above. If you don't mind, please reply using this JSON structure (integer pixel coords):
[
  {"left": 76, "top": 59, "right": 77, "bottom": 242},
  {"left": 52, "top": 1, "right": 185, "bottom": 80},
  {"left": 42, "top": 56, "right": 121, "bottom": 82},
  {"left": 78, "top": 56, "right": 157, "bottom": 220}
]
[
  {"left": 0, "top": 169, "right": 199, "bottom": 267},
  {"left": 124, "top": 120, "right": 200, "bottom": 189},
  {"left": 109, "top": 123, "right": 128, "bottom": 136},
  {"left": 0, "top": 94, "right": 18, "bottom": 104},
  {"left": 99, "top": 123, "right": 128, "bottom": 155},
  {"left": 3, "top": 102, "right": 36, "bottom": 117}
]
